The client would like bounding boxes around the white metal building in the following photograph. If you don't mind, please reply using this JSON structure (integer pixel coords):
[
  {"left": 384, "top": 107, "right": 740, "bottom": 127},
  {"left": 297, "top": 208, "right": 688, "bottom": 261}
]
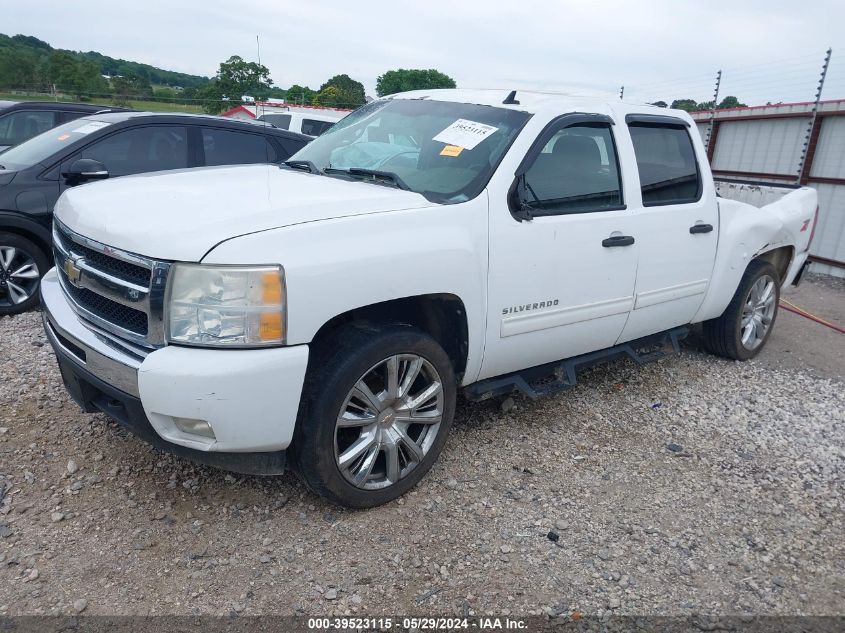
[{"left": 692, "top": 99, "right": 845, "bottom": 278}]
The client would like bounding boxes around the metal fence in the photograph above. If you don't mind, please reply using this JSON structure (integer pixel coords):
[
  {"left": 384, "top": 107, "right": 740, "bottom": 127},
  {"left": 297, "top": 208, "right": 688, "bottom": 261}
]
[
  {"left": 689, "top": 99, "right": 845, "bottom": 278},
  {"left": 624, "top": 49, "right": 845, "bottom": 278}
]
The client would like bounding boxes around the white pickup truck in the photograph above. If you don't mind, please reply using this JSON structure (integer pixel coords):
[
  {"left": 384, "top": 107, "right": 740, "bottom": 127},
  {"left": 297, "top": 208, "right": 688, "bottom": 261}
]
[{"left": 40, "top": 89, "right": 818, "bottom": 508}]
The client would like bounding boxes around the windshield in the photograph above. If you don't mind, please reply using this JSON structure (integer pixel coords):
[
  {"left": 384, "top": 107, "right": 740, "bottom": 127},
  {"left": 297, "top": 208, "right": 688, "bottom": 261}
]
[
  {"left": 0, "top": 118, "right": 113, "bottom": 170},
  {"left": 287, "top": 99, "right": 531, "bottom": 203}
]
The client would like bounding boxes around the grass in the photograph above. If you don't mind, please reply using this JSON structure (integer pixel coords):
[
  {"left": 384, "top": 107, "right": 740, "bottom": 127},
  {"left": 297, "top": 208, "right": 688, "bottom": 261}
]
[{"left": 0, "top": 92, "right": 203, "bottom": 113}]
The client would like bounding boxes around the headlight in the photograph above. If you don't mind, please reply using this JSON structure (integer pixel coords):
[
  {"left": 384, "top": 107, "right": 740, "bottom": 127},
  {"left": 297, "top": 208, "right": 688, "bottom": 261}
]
[{"left": 166, "top": 264, "right": 286, "bottom": 347}]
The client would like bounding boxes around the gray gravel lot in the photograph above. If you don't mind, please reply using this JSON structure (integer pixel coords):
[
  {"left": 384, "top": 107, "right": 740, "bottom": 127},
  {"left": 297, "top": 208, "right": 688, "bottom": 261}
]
[{"left": 0, "top": 277, "right": 843, "bottom": 619}]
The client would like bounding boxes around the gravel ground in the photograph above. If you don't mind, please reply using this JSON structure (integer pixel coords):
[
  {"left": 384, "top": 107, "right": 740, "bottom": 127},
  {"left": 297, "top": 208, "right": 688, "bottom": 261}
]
[{"left": 0, "top": 283, "right": 843, "bottom": 619}]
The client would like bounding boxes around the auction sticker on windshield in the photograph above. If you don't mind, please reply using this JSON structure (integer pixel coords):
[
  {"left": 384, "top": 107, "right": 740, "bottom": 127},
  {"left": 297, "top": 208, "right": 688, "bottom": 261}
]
[
  {"left": 72, "top": 121, "right": 111, "bottom": 135},
  {"left": 433, "top": 119, "right": 499, "bottom": 150}
]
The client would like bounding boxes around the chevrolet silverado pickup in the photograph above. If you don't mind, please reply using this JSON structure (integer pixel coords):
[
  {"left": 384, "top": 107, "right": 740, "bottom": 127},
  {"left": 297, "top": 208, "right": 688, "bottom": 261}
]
[{"left": 39, "top": 89, "right": 818, "bottom": 508}]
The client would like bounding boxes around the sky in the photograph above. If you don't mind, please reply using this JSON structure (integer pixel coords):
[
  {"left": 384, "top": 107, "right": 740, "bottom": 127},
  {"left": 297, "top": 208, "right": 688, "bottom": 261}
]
[{"left": 3, "top": 0, "right": 845, "bottom": 106}]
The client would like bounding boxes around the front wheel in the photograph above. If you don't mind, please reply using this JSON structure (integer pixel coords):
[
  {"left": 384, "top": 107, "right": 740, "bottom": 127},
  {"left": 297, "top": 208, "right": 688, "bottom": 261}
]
[
  {"left": 292, "top": 323, "right": 456, "bottom": 509},
  {"left": 703, "top": 259, "right": 780, "bottom": 360},
  {"left": 0, "top": 232, "right": 49, "bottom": 316}
]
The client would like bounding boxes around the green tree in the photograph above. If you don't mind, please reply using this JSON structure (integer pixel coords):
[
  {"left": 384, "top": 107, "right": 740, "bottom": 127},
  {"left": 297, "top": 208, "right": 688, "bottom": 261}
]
[
  {"left": 717, "top": 95, "right": 746, "bottom": 109},
  {"left": 285, "top": 84, "right": 315, "bottom": 105},
  {"left": 649, "top": 100, "right": 668, "bottom": 108},
  {"left": 318, "top": 74, "right": 365, "bottom": 107},
  {"left": 47, "top": 51, "right": 80, "bottom": 92},
  {"left": 313, "top": 85, "right": 341, "bottom": 107},
  {"left": 376, "top": 68, "right": 456, "bottom": 97},
  {"left": 110, "top": 73, "right": 152, "bottom": 107},
  {"left": 198, "top": 55, "right": 273, "bottom": 114},
  {"left": 670, "top": 98, "right": 699, "bottom": 112},
  {"left": 0, "top": 48, "right": 38, "bottom": 90}
]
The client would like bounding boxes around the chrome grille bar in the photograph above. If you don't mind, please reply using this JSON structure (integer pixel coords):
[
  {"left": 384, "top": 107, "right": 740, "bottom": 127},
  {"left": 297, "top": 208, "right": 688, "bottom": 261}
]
[{"left": 53, "top": 219, "right": 171, "bottom": 348}]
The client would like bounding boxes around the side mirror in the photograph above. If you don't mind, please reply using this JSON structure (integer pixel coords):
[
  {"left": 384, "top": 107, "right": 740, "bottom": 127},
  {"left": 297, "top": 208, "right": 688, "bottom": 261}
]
[
  {"left": 509, "top": 173, "right": 535, "bottom": 222},
  {"left": 62, "top": 158, "right": 109, "bottom": 184}
]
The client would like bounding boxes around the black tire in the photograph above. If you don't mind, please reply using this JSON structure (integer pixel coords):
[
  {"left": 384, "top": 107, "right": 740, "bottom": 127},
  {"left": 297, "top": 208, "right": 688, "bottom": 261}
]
[
  {"left": 291, "top": 322, "right": 456, "bottom": 509},
  {"left": 0, "top": 231, "right": 50, "bottom": 316},
  {"left": 702, "top": 259, "right": 780, "bottom": 360}
]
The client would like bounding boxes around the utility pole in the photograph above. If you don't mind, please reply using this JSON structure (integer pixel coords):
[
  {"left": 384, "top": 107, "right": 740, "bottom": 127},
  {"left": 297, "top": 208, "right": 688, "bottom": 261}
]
[
  {"left": 255, "top": 35, "right": 261, "bottom": 118},
  {"left": 797, "top": 47, "right": 832, "bottom": 184},
  {"left": 619, "top": 85, "right": 624, "bottom": 100},
  {"left": 704, "top": 69, "right": 722, "bottom": 158}
]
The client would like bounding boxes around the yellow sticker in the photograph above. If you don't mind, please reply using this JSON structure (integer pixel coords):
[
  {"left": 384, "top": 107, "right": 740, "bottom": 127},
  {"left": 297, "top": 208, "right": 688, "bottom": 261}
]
[
  {"left": 440, "top": 145, "right": 464, "bottom": 157},
  {"left": 57, "top": 134, "right": 70, "bottom": 141}
]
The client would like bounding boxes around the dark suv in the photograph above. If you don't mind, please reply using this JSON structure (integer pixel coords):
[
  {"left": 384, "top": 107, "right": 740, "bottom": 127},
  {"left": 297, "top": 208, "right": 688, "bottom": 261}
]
[
  {"left": 0, "top": 112, "right": 310, "bottom": 315},
  {"left": 0, "top": 101, "right": 126, "bottom": 152}
]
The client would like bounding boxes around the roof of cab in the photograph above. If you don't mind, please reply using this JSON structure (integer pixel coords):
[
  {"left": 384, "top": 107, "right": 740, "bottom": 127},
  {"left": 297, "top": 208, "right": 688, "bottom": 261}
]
[
  {"left": 389, "top": 88, "right": 694, "bottom": 123},
  {"left": 71, "top": 111, "right": 311, "bottom": 141}
]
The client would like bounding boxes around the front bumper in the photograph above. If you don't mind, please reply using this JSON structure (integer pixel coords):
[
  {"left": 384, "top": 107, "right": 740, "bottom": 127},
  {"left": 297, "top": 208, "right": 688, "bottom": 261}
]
[{"left": 40, "top": 268, "right": 310, "bottom": 474}]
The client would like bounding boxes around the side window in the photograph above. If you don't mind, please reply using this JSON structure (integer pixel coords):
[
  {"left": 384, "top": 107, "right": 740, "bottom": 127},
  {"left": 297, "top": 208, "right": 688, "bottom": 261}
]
[
  {"left": 0, "top": 110, "right": 59, "bottom": 144},
  {"left": 301, "top": 119, "right": 334, "bottom": 136},
  {"left": 76, "top": 126, "right": 188, "bottom": 176},
  {"left": 260, "top": 114, "right": 291, "bottom": 130},
  {"left": 201, "top": 128, "right": 278, "bottom": 166},
  {"left": 628, "top": 124, "right": 701, "bottom": 205},
  {"left": 519, "top": 124, "right": 623, "bottom": 215}
]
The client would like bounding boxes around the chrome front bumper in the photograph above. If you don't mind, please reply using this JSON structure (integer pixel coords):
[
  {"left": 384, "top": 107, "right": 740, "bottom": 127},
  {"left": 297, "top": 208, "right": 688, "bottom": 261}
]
[{"left": 40, "top": 268, "right": 144, "bottom": 397}]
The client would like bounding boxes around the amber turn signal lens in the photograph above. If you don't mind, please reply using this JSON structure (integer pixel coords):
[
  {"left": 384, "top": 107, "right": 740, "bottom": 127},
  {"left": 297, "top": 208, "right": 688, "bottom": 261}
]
[
  {"left": 261, "top": 271, "right": 283, "bottom": 304},
  {"left": 259, "top": 311, "right": 284, "bottom": 341}
]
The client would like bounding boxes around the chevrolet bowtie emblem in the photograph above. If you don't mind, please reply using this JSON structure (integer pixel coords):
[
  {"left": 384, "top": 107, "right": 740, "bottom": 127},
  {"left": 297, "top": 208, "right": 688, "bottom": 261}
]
[{"left": 63, "top": 257, "right": 83, "bottom": 286}]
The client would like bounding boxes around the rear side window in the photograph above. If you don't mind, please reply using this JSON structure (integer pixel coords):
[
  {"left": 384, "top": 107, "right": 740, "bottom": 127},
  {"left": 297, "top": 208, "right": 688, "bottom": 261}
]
[
  {"left": 201, "top": 128, "right": 278, "bottom": 166},
  {"left": 628, "top": 124, "right": 701, "bottom": 206},
  {"left": 76, "top": 125, "right": 188, "bottom": 176},
  {"left": 301, "top": 118, "right": 334, "bottom": 136},
  {"left": 0, "top": 110, "right": 59, "bottom": 144},
  {"left": 519, "top": 124, "right": 623, "bottom": 215},
  {"left": 260, "top": 114, "right": 291, "bottom": 130}
]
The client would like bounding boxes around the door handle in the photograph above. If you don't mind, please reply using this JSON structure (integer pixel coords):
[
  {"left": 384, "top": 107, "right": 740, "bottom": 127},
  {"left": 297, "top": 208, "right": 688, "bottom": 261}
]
[
  {"left": 602, "top": 235, "right": 635, "bottom": 247},
  {"left": 689, "top": 223, "right": 714, "bottom": 234}
]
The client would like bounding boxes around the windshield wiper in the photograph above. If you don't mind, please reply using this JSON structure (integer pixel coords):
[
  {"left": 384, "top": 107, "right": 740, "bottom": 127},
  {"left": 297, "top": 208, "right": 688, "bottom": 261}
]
[
  {"left": 324, "top": 167, "right": 410, "bottom": 191},
  {"left": 281, "top": 159, "right": 322, "bottom": 174}
]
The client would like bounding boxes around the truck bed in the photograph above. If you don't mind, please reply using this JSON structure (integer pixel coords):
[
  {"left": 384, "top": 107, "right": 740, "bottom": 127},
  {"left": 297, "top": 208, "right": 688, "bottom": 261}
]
[{"left": 715, "top": 178, "right": 801, "bottom": 207}]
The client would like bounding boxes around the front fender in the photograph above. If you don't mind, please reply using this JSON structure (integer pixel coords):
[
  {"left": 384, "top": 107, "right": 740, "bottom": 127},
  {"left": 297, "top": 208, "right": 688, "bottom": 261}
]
[{"left": 203, "top": 195, "right": 489, "bottom": 383}]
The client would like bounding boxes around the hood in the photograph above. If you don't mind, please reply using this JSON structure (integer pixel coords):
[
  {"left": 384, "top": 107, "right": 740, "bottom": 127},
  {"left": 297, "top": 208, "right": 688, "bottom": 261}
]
[{"left": 54, "top": 164, "right": 433, "bottom": 261}]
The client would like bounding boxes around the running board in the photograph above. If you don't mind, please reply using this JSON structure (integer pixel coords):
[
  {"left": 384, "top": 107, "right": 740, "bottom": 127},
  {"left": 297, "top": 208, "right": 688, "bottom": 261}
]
[{"left": 464, "top": 326, "right": 689, "bottom": 402}]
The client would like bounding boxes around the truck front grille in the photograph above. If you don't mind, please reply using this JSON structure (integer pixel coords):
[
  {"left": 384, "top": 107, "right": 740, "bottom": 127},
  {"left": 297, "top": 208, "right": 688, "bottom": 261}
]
[
  {"left": 62, "top": 283, "right": 149, "bottom": 336},
  {"left": 54, "top": 228, "right": 152, "bottom": 287},
  {"left": 53, "top": 220, "right": 171, "bottom": 348}
]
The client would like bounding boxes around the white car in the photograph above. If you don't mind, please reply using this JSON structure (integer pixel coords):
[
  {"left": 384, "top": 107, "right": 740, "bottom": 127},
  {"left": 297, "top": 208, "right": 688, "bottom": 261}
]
[
  {"left": 257, "top": 110, "right": 344, "bottom": 137},
  {"left": 41, "top": 89, "right": 818, "bottom": 508}
]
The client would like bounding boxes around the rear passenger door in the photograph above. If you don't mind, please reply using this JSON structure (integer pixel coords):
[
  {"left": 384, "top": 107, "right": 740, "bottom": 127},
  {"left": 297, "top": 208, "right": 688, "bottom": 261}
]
[
  {"left": 481, "top": 115, "right": 639, "bottom": 380},
  {"left": 198, "top": 127, "right": 281, "bottom": 166},
  {"left": 616, "top": 115, "right": 718, "bottom": 343}
]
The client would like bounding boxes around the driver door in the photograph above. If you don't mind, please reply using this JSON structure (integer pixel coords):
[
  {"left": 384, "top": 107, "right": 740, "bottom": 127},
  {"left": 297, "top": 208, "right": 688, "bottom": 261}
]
[{"left": 479, "top": 115, "right": 639, "bottom": 380}]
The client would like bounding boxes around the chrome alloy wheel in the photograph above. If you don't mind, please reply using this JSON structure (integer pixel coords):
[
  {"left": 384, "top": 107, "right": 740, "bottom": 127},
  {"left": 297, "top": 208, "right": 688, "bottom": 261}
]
[
  {"left": 0, "top": 246, "right": 40, "bottom": 306},
  {"left": 740, "top": 274, "right": 777, "bottom": 350},
  {"left": 334, "top": 354, "right": 444, "bottom": 490}
]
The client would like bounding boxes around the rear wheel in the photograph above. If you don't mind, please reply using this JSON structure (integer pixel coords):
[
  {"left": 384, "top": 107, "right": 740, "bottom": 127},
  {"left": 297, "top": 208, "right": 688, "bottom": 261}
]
[
  {"left": 703, "top": 259, "right": 780, "bottom": 360},
  {"left": 292, "top": 323, "right": 456, "bottom": 508},
  {"left": 0, "top": 232, "right": 49, "bottom": 316}
]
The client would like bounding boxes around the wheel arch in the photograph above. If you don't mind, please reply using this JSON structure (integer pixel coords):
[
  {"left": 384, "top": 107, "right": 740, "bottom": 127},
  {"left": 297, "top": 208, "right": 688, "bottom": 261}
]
[
  {"left": 0, "top": 212, "right": 52, "bottom": 258},
  {"left": 753, "top": 245, "right": 794, "bottom": 283},
  {"left": 309, "top": 293, "right": 470, "bottom": 382}
]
